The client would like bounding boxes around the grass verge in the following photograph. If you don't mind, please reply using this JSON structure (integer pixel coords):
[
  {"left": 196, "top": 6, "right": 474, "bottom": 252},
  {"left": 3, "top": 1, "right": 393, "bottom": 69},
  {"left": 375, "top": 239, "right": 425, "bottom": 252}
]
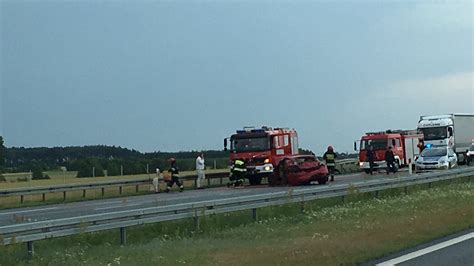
[{"left": 0, "top": 178, "right": 472, "bottom": 266}]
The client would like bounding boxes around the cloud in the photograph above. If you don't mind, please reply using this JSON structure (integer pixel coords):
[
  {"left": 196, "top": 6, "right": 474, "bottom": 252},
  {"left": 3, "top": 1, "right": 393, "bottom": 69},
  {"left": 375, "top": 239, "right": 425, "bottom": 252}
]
[{"left": 381, "top": 71, "right": 474, "bottom": 114}]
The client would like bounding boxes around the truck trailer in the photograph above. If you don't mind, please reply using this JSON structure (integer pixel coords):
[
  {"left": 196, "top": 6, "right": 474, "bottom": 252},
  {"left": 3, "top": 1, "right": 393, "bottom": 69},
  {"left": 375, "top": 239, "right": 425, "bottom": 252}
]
[{"left": 417, "top": 114, "right": 474, "bottom": 163}]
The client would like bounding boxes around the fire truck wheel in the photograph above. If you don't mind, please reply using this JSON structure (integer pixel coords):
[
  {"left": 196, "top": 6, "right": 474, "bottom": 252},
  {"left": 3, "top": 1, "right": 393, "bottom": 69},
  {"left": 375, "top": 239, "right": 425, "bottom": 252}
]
[
  {"left": 364, "top": 169, "right": 370, "bottom": 174},
  {"left": 268, "top": 174, "right": 277, "bottom": 186},
  {"left": 249, "top": 176, "right": 262, "bottom": 185}
]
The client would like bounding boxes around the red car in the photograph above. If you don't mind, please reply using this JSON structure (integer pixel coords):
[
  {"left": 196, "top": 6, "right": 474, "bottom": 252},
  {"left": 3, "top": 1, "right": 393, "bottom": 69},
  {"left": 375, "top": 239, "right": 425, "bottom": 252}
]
[{"left": 270, "top": 155, "right": 329, "bottom": 186}]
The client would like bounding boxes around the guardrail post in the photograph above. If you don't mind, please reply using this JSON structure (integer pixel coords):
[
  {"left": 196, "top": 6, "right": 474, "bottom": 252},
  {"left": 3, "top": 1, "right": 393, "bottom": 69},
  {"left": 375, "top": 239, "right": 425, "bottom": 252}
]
[
  {"left": 428, "top": 182, "right": 432, "bottom": 188},
  {"left": 300, "top": 201, "right": 305, "bottom": 213},
  {"left": 119, "top": 186, "right": 123, "bottom": 195},
  {"left": 21, "top": 195, "right": 24, "bottom": 204},
  {"left": 404, "top": 186, "right": 408, "bottom": 194},
  {"left": 252, "top": 208, "right": 257, "bottom": 221},
  {"left": 194, "top": 179, "right": 197, "bottom": 189},
  {"left": 63, "top": 191, "right": 67, "bottom": 201},
  {"left": 194, "top": 210, "right": 200, "bottom": 231},
  {"left": 27, "top": 241, "right": 34, "bottom": 257},
  {"left": 207, "top": 178, "right": 211, "bottom": 187},
  {"left": 120, "top": 227, "right": 127, "bottom": 245},
  {"left": 341, "top": 195, "right": 345, "bottom": 203},
  {"left": 374, "top": 191, "right": 379, "bottom": 198},
  {"left": 83, "top": 189, "right": 86, "bottom": 198},
  {"left": 42, "top": 193, "right": 46, "bottom": 202},
  {"left": 135, "top": 185, "right": 139, "bottom": 193},
  {"left": 102, "top": 188, "right": 105, "bottom": 197}
]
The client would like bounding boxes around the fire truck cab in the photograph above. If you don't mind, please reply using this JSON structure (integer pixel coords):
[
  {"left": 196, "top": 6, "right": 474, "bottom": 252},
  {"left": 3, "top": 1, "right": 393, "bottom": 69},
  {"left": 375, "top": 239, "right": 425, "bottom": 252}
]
[
  {"left": 224, "top": 126, "right": 299, "bottom": 185},
  {"left": 357, "top": 130, "right": 422, "bottom": 173}
]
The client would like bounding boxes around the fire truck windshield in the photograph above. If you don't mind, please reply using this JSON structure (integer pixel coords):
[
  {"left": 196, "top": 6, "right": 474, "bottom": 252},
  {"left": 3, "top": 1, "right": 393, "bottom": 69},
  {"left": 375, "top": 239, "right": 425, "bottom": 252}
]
[
  {"left": 360, "top": 139, "right": 388, "bottom": 150},
  {"left": 421, "top": 127, "right": 447, "bottom": 141},
  {"left": 231, "top": 137, "right": 270, "bottom": 152}
]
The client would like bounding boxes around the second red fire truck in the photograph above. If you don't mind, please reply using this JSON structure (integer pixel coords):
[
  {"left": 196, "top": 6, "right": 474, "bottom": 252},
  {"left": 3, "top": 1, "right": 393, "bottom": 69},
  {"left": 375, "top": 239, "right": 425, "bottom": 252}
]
[{"left": 356, "top": 130, "right": 423, "bottom": 173}]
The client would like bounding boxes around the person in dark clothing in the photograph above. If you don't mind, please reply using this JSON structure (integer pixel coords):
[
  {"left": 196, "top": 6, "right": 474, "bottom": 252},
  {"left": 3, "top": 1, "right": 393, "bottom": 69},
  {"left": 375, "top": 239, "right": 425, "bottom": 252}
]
[
  {"left": 166, "top": 158, "right": 183, "bottom": 192},
  {"left": 228, "top": 159, "right": 246, "bottom": 187},
  {"left": 385, "top": 146, "right": 396, "bottom": 174},
  {"left": 323, "top": 146, "right": 337, "bottom": 182},
  {"left": 366, "top": 146, "right": 376, "bottom": 175}
]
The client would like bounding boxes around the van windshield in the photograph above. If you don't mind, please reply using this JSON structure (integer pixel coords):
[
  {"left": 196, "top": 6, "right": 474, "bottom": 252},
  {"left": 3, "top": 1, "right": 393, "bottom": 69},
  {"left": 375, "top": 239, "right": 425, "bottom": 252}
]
[
  {"left": 421, "top": 127, "right": 447, "bottom": 141},
  {"left": 421, "top": 148, "right": 447, "bottom": 157}
]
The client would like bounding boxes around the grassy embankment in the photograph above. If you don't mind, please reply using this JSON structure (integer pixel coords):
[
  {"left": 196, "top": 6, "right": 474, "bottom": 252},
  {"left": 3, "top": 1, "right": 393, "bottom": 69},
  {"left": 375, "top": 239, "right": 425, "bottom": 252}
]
[
  {"left": 0, "top": 178, "right": 472, "bottom": 266},
  {"left": 0, "top": 169, "right": 228, "bottom": 209}
]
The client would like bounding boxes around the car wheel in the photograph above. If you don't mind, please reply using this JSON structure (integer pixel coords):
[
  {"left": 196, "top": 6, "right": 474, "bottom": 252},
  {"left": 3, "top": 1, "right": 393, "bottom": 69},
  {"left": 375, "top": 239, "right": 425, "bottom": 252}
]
[
  {"left": 318, "top": 176, "right": 328, "bottom": 185},
  {"left": 448, "top": 162, "right": 452, "bottom": 169}
]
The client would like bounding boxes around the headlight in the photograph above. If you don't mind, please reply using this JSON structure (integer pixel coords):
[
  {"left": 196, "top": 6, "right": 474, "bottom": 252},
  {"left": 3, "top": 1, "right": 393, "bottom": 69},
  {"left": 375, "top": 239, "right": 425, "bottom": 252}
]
[
  {"left": 264, "top": 166, "right": 271, "bottom": 171},
  {"left": 359, "top": 162, "right": 364, "bottom": 167},
  {"left": 264, "top": 158, "right": 270, "bottom": 164},
  {"left": 467, "top": 151, "right": 471, "bottom": 156}
]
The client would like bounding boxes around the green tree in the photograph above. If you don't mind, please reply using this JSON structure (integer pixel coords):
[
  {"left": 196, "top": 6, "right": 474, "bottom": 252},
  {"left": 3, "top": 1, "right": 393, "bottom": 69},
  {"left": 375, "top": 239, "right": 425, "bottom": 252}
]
[
  {"left": 76, "top": 158, "right": 105, "bottom": 178},
  {"left": 31, "top": 166, "right": 50, "bottom": 180},
  {"left": 106, "top": 160, "right": 121, "bottom": 176}
]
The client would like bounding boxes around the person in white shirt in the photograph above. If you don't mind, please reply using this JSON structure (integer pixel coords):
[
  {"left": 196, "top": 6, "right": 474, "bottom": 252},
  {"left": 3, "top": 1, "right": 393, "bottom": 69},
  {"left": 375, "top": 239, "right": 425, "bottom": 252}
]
[
  {"left": 153, "top": 168, "right": 160, "bottom": 193},
  {"left": 196, "top": 153, "right": 206, "bottom": 189}
]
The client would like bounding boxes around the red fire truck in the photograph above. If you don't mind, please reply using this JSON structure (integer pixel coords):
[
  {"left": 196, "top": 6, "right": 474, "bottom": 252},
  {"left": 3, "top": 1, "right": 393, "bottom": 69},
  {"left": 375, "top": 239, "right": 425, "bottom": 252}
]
[
  {"left": 356, "top": 130, "right": 423, "bottom": 173},
  {"left": 224, "top": 126, "right": 328, "bottom": 185}
]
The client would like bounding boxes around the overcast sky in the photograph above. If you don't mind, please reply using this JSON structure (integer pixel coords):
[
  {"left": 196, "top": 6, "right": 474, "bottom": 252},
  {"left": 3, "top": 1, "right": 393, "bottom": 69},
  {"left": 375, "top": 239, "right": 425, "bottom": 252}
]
[{"left": 1, "top": 0, "right": 473, "bottom": 153}]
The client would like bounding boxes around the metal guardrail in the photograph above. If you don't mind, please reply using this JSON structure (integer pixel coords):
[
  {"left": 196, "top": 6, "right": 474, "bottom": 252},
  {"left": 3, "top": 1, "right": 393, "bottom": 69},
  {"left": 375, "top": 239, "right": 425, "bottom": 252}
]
[
  {"left": 0, "top": 167, "right": 472, "bottom": 255},
  {"left": 0, "top": 171, "right": 230, "bottom": 203}
]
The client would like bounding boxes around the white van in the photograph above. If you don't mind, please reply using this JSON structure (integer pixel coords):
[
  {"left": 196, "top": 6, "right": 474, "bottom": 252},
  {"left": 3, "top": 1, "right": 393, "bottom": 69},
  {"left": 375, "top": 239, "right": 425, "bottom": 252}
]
[{"left": 415, "top": 146, "right": 457, "bottom": 171}]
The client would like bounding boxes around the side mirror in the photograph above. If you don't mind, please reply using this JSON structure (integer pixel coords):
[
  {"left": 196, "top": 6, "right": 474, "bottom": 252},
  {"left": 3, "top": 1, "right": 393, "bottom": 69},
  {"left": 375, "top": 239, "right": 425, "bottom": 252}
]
[
  {"left": 354, "top": 141, "right": 357, "bottom": 151},
  {"left": 224, "top": 138, "right": 228, "bottom": 151}
]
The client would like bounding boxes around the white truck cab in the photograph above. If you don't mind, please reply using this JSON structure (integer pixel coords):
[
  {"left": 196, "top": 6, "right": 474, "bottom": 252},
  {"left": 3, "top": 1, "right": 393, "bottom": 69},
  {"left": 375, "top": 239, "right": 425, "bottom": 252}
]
[{"left": 418, "top": 114, "right": 474, "bottom": 163}]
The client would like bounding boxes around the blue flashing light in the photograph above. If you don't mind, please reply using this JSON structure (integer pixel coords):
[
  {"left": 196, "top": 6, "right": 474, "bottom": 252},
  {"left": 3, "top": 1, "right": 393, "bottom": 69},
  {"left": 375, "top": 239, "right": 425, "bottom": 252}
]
[{"left": 425, "top": 144, "right": 433, "bottom": 149}]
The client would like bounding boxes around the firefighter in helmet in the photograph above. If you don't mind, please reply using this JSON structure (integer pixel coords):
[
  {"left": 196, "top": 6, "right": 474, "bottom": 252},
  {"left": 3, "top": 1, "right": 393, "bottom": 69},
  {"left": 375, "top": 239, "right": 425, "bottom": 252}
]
[
  {"left": 229, "top": 159, "right": 246, "bottom": 187},
  {"left": 323, "top": 146, "right": 337, "bottom": 182},
  {"left": 166, "top": 158, "right": 184, "bottom": 192}
]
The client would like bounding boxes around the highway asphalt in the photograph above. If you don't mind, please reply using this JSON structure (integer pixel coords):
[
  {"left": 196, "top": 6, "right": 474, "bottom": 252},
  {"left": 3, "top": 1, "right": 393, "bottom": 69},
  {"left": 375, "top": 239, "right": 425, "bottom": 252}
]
[
  {"left": 0, "top": 170, "right": 405, "bottom": 226},
  {"left": 369, "top": 229, "right": 474, "bottom": 266}
]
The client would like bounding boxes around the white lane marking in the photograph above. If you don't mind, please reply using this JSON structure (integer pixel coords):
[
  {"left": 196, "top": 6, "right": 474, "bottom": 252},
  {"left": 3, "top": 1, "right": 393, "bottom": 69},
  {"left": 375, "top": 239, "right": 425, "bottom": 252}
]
[
  {"left": 95, "top": 203, "right": 142, "bottom": 211},
  {"left": 376, "top": 232, "right": 474, "bottom": 266},
  {"left": 0, "top": 207, "right": 59, "bottom": 216}
]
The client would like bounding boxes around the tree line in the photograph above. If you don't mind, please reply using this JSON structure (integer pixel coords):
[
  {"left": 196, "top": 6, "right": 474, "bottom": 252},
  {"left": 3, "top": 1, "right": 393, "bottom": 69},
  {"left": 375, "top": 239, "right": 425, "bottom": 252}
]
[{"left": 3, "top": 144, "right": 230, "bottom": 177}]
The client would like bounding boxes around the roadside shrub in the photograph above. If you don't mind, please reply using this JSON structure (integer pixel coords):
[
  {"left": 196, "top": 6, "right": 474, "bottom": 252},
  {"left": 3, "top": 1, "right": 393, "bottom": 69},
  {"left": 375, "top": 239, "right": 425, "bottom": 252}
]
[{"left": 32, "top": 167, "right": 50, "bottom": 180}]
